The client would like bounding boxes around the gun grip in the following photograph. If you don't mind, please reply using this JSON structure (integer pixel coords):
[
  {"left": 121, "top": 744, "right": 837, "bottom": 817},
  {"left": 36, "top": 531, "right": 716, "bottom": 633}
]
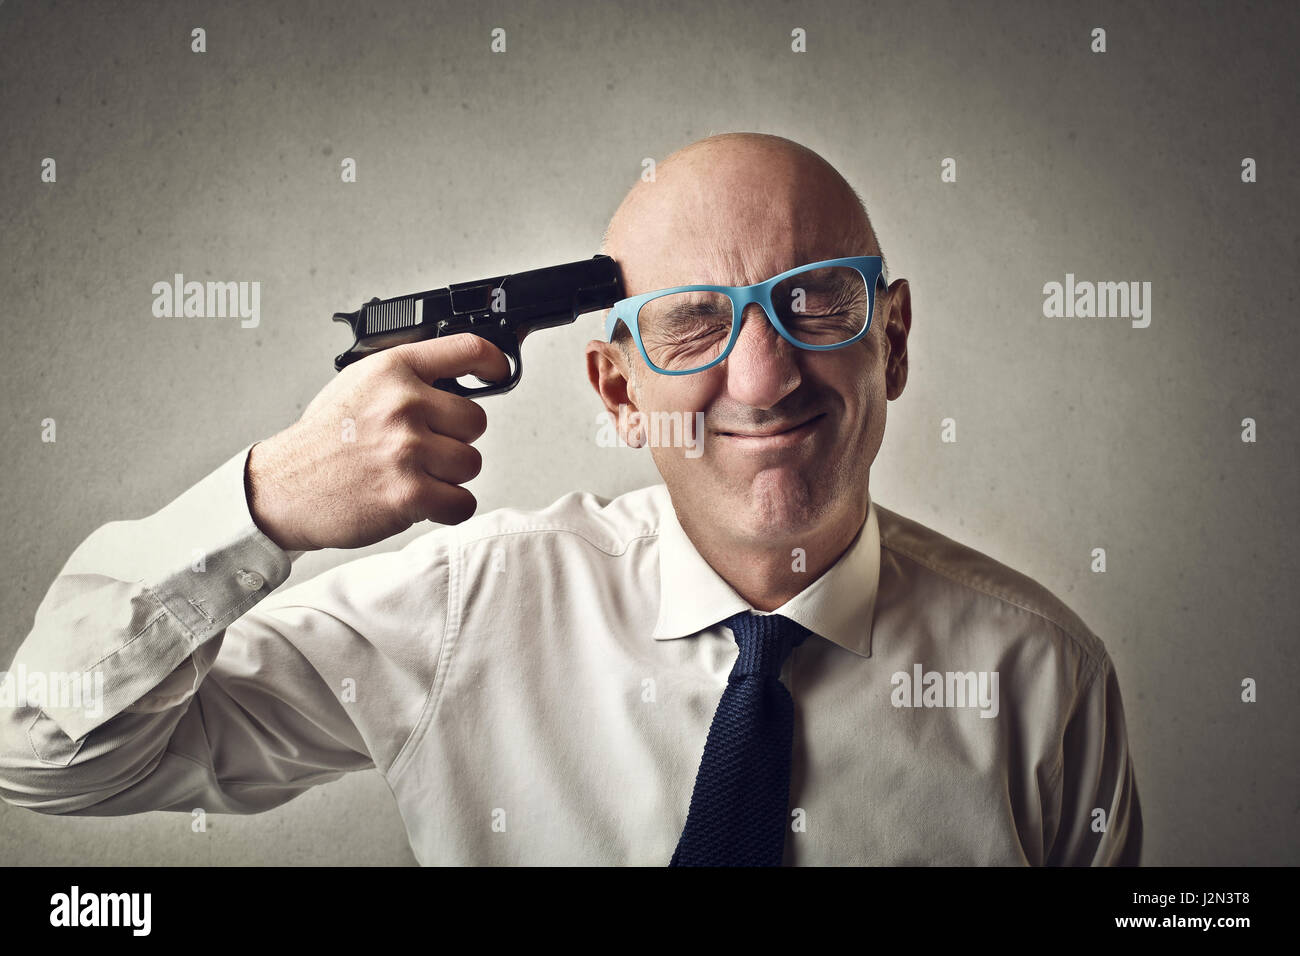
[{"left": 431, "top": 331, "right": 523, "bottom": 398}]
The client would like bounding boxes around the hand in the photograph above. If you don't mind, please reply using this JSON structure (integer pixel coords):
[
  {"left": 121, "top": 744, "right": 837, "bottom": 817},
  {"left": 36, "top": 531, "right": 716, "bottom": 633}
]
[{"left": 245, "top": 333, "right": 510, "bottom": 551}]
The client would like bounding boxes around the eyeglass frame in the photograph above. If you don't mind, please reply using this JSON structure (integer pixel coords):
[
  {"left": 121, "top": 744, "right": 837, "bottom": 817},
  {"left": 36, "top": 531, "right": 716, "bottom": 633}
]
[{"left": 603, "top": 255, "right": 886, "bottom": 375}]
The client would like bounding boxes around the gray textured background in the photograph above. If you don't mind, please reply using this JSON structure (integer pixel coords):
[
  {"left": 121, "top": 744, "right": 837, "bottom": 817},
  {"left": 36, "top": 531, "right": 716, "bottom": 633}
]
[{"left": 1, "top": 0, "right": 1296, "bottom": 866}]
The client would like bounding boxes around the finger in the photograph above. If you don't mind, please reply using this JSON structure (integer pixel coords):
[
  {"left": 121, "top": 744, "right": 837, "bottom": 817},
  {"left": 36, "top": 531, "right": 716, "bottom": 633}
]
[
  {"left": 397, "top": 333, "right": 512, "bottom": 388},
  {"left": 421, "top": 389, "right": 489, "bottom": 444},
  {"left": 402, "top": 477, "right": 478, "bottom": 527},
  {"left": 420, "top": 431, "right": 484, "bottom": 486}
]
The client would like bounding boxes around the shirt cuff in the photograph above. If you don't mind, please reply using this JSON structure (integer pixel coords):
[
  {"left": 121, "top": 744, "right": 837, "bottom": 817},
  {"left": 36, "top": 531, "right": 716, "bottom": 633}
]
[{"left": 20, "top": 444, "right": 297, "bottom": 742}]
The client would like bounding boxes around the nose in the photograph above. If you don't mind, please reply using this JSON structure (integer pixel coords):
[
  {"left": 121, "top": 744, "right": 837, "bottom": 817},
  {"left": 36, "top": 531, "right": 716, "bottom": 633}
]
[{"left": 722, "top": 302, "right": 802, "bottom": 409}]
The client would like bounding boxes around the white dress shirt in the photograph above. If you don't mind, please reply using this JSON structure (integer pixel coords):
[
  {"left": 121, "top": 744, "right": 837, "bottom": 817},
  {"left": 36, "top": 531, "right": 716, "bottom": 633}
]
[{"left": 0, "top": 443, "right": 1142, "bottom": 865}]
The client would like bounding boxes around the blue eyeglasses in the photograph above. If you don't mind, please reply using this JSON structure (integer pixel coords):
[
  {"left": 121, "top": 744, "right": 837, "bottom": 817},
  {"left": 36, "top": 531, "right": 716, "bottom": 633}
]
[{"left": 604, "top": 256, "right": 885, "bottom": 375}]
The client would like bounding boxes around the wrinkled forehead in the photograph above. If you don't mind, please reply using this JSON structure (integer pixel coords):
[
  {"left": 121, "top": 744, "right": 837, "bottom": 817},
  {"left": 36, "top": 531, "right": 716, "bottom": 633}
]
[{"left": 608, "top": 173, "right": 867, "bottom": 297}]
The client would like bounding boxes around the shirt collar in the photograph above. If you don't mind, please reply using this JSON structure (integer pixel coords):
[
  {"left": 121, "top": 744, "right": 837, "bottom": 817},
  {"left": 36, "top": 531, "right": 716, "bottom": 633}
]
[{"left": 650, "top": 485, "right": 879, "bottom": 659}]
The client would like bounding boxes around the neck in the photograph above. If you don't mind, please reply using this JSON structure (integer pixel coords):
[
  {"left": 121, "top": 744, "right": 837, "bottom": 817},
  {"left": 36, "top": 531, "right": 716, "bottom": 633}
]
[{"left": 677, "top": 491, "right": 869, "bottom": 611}]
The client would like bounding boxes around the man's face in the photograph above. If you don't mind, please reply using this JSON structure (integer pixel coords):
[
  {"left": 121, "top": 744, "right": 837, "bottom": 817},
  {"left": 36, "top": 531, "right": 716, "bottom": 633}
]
[{"left": 588, "top": 139, "right": 908, "bottom": 550}]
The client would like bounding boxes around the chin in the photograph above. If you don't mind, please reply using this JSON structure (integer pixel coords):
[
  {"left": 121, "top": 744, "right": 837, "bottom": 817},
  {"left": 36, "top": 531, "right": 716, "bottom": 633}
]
[{"left": 735, "top": 468, "right": 833, "bottom": 539}]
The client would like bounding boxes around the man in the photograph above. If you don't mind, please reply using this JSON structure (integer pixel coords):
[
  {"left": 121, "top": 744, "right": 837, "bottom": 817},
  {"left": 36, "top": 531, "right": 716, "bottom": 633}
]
[{"left": 0, "top": 132, "right": 1141, "bottom": 865}]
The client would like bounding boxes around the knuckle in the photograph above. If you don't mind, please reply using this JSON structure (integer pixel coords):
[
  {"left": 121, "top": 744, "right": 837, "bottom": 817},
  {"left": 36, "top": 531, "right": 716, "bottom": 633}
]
[
  {"left": 460, "top": 333, "right": 493, "bottom": 357},
  {"left": 407, "top": 489, "right": 439, "bottom": 525},
  {"left": 444, "top": 333, "right": 483, "bottom": 365},
  {"left": 384, "top": 383, "right": 424, "bottom": 417},
  {"left": 385, "top": 429, "right": 424, "bottom": 467},
  {"left": 376, "top": 403, "right": 411, "bottom": 434},
  {"left": 385, "top": 473, "right": 425, "bottom": 520},
  {"left": 372, "top": 347, "right": 410, "bottom": 378}
]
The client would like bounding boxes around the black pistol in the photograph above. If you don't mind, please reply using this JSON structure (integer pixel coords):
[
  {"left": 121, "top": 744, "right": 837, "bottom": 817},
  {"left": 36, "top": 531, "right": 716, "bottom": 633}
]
[{"left": 332, "top": 254, "right": 624, "bottom": 397}]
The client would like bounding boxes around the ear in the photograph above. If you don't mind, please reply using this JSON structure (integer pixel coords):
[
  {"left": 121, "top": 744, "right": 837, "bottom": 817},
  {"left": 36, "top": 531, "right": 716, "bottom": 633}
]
[
  {"left": 585, "top": 340, "right": 642, "bottom": 443},
  {"left": 881, "top": 278, "right": 911, "bottom": 400}
]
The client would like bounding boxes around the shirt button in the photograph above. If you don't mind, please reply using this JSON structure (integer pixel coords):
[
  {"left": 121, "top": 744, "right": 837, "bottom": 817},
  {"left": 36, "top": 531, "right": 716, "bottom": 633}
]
[{"left": 236, "top": 569, "right": 265, "bottom": 591}]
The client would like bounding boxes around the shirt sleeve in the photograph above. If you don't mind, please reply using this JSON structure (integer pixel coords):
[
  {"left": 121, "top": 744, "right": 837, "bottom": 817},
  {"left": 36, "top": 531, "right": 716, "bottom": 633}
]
[
  {"left": 0, "top": 444, "right": 447, "bottom": 817},
  {"left": 1045, "top": 652, "right": 1144, "bottom": 866}
]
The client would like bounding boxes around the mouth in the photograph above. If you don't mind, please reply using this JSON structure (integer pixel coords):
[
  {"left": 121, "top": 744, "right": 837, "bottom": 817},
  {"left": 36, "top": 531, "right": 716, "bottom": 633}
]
[{"left": 717, "top": 413, "right": 825, "bottom": 448}]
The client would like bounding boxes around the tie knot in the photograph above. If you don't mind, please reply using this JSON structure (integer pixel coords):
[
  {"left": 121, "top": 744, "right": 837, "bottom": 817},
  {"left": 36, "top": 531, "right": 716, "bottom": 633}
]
[{"left": 723, "top": 611, "right": 811, "bottom": 679}]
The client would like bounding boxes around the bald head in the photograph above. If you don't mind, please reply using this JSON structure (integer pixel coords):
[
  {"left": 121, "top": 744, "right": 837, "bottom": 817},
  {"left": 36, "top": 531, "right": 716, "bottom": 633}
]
[{"left": 602, "top": 133, "right": 884, "bottom": 291}]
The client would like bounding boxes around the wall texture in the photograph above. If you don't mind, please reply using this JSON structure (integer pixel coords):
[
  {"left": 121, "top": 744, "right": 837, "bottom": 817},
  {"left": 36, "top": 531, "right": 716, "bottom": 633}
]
[{"left": 0, "top": 0, "right": 1295, "bottom": 865}]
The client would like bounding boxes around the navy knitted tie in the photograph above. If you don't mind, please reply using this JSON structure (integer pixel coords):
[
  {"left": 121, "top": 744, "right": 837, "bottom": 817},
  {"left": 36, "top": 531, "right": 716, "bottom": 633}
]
[{"left": 670, "top": 611, "right": 811, "bottom": 867}]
